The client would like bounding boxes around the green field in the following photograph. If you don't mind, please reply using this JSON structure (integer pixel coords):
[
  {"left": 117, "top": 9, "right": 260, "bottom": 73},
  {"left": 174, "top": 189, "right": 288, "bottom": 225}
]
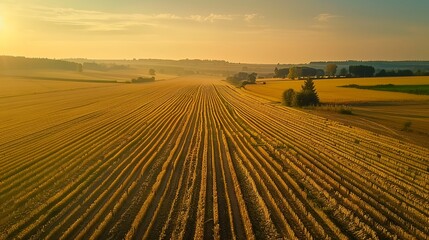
[{"left": 341, "top": 84, "right": 429, "bottom": 95}]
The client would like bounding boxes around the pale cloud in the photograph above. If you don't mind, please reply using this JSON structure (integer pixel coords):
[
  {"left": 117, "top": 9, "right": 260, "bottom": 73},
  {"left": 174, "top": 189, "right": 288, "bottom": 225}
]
[
  {"left": 187, "top": 14, "right": 233, "bottom": 23},
  {"left": 188, "top": 15, "right": 204, "bottom": 22},
  {"left": 16, "top": 5, "right": 254, "bottom": 31},
  {"left": 314, "top": 13, "right": 339, "bottom": 22},
  {"left": 24, "top": 6, "right": 180, "bottom": 31},
  {"left": 244, "top": 14, "right": 258, "bottom": 22},
  {"left": 204, "top": 14, "right": 233, "bottom": 22}
]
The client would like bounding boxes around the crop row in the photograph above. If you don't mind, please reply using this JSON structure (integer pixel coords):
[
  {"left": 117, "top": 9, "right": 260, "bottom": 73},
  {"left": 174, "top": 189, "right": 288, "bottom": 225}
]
[{"left": 0, "top": 77, "right": 427, "bottom": 239}]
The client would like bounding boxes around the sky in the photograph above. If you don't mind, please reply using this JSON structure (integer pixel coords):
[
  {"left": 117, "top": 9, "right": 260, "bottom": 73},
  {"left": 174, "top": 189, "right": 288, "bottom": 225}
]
[{"left": 0, "top": 0, "right": 428, "bottom": 64}]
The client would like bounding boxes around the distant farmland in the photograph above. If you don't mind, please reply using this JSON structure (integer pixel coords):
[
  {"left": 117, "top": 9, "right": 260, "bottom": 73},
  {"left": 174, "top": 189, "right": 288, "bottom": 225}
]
[
  {"left": 244, "top": 76, "right": 429, "bottom": 148},
  {"left": 340, "top": 84, "right": 429, "bottom": 95},
  {"left": 0, "top": 76, "right": 428, "bottom": 239},
  {"left": 245, "top": 76, "right": 429, "bottom": 103}
]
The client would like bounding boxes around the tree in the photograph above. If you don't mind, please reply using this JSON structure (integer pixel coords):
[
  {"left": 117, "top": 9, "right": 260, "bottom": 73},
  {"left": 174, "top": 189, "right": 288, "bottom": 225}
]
[
  {"left": 325, "top": 64, "right": 337, "bottom": 77},
  {"left": 282, "top": 89, "right": 295, "bottom": 106},
  {"left": 397, "top": 69, "right": 413, "bottom": 76},
  {"left": 375, "top": 69, "right": 387, "bottom": 77},
  {"left": 236, "top": 72, "right": 249, "bottom": 80},
  {"left": 283, "top": 78, "right": 320, "bottom": 107},
  {"left": 300, "top": 77, "right": 319, "bottom": 106},
  {"left": 248, "top": 72, "right": 257, "bottom": 84},
  {"left": 288, "top": 67, "right": 302, "bottom": 79},
  {"left": 375, "top": 69, "right": 414, "bottom": 77},
  {"left": 339, "top": 68, "right": 348, "bottom": 76},
  {"left": 349, "top": 65, "right": 375, "bottom": 77},
  {"left": 301, "top": 67, "right": 324, "bottom": 78},
  {"left": 149, "top": 68, "right": 156, "bottom": 75},
  {"left": 274, "top": 68, "right": 289, "bottom": 78}
]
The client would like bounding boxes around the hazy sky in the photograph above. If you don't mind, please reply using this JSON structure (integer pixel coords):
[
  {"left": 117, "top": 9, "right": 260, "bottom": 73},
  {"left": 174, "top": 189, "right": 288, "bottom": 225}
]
[{"left": 1, "top": 0, "right": 428, "bottom": 63}]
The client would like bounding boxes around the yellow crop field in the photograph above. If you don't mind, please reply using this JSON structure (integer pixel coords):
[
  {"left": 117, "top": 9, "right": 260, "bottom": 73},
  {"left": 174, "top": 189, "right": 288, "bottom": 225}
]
[
  {"left": 0, "top": 75, "right": 428, "bottom": 239},
  {"left": 0, "top": 76, "right": 113, "bottom": 98},
  {"left": 245, "top": 76, "right": 429, "bottom": 103}
]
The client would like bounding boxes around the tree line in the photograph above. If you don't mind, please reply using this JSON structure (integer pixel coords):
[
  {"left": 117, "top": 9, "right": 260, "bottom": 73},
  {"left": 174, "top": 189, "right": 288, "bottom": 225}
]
[
  {"left": 0, "top": 56, "right": 82, "bottom": 72},
  {"left": 275, "top": 67, "right": 325, "bottom": 79},
  {"left": 82, "top": 62, "right": 129, "bottom": 71},
  {"left": 274, "top": 64, "right": 424, "bottom": 79}
]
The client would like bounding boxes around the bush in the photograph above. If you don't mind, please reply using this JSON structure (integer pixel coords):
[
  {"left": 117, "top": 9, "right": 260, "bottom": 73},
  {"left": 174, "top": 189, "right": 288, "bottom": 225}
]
[
  {"left": 292, "top": 91, "right": 304, "bottom": 107},
  {"left": 240, "top": 80, "right": 249, "bottom": 88},
  {"left": 401, "top": 121, "right": 412, "bottom": 131},
  {"left": 282, "top": 89, "right": 295, "bottom": 106},
  {"left": 338, "top": 105, "right": 353, "bottom": 115},
  {"left": 131, "top": 76, "right": 155, "bottom": 83}
]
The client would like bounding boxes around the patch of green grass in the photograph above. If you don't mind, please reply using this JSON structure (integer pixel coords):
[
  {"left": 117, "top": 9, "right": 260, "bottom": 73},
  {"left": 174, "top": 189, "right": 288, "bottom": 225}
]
[{"left": 340, "top": 84, "right": 429, "bottom": 95}]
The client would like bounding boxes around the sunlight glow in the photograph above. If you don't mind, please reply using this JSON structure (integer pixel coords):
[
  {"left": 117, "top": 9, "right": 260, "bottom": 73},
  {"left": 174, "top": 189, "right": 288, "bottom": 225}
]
[
  {"left": 0, "top": 1, "right": 428, "bottom": 63},
  {"left": 0, "top": 16, "right": 3, "bottom": 31}
]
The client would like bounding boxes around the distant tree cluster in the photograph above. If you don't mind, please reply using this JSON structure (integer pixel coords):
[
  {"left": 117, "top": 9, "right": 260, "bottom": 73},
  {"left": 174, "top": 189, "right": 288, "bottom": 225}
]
[
  {"left": 274, "top": 64, "right": 416, "bottom": 79},
  {"left": 346, "top": 65, "right": 417, "bottom": 78},
  {"left": 325, "top": 64, "right": 338, "bottom": 77},
  {"left": 274, "top": 66, "right": 324, "bottom": 79},
  {"left": 283, "top": 78, "right": 320, "bottom": 107},
  {"left": 273, "top": 63, "right": 429, "bottom": 80},
  {"left": 287, "top": 67, "right": 301, "bottom": 80},
  {"left": 415, "top": 70, "right": 429, "bottom": 76},
  {"left": 349, "top": 65, "right": 375, "bottom": 77},
  {"left": 227, "top": 72, "right": 258, "bottom": 87},
  {"left": 131, "top": 76, "right": 155, "bottom": 83},
  {"left": 274, "top": 67, "right": 289, "bottom": 78},
  {"left": 339, "top": 68, "right": 348, "bottom": 76},
  {"left": 287, "top": 67, "right": 324, "bottom": 80},
  {"left": 177, "top": 59, "right": 229, "bottom": 65},
  {"left": 375, "top": 69, "right": 413, "bottom": 77},
  {"left": 0, "top": 56, "right": 82, "bottom": 72},
  {"left": 83, "top": 62, "right": 107, "bottom": 71},
  {"left": 83, "top": 62, "right": 128, "bottom": 71},
  {"left": 228, "top": 72, "right": 250, "bottom": 81},
  {"left": 348, "top": 66, "right": 416, "bottom": 78}
]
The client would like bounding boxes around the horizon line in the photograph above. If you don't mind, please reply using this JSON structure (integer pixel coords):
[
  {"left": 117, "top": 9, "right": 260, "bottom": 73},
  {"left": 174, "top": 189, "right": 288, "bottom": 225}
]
[{"left": 2, "top": 55, "right": 429, "bottom": 66}]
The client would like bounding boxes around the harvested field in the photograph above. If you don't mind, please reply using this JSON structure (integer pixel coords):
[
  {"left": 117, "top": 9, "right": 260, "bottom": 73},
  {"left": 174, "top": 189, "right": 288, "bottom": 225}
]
[
  {"left": 244, "top": 76, "right": 429, "bottom": 148},
  {"left": 0, "top": 76, "right": 428, "bottom": 239}
]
